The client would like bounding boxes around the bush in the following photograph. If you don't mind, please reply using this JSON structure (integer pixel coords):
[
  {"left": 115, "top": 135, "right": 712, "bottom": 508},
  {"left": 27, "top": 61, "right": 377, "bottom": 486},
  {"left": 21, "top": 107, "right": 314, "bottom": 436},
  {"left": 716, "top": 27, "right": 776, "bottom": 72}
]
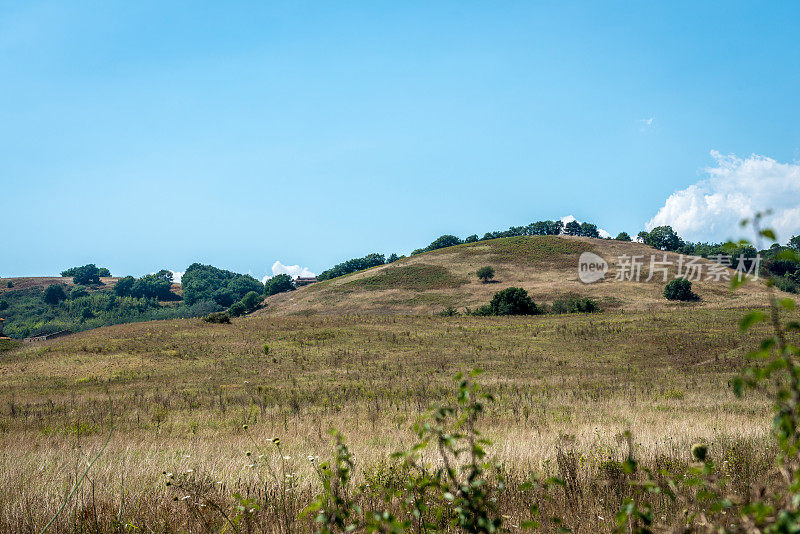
[
  {"left": 476, "top": 266, "right": 495, "bottom": 283},
  {"left": 229, "top": 301, "right": 246, "bottom": 317},
  {"left": 663, "top": 277, "right": 699, "bottom": 301},
  {"left": 69, "top": 264, "right": 102, "bottom": 286},
  {"left": 70, "top": 286, "right": 89, "bottom": 300},
  {"left": 551, "top": 295, "right": 600, "bottom": 313},
  {"left": 203, "top": 312, "right": 230, "bottom": 324},
  {"left": 6, "top": 281, "right": 13, "bottom": 288},
  {"left": 0, "top": 300, "right": 8, "bottom": 311},
  {"left": 240, "top": 291, "right": 262, "bottom": 312},
  {"left": 439, "top": 306, "right": 459, "bottom": 317},
  {"left": 774, "top": 275, "right": 799, "bottom": 294},
  {"left": 474, "top": 287, "right": 540, "bottom": 316},
  {"left": 43, "top": 284, "right": 67, "bottom": 305}
]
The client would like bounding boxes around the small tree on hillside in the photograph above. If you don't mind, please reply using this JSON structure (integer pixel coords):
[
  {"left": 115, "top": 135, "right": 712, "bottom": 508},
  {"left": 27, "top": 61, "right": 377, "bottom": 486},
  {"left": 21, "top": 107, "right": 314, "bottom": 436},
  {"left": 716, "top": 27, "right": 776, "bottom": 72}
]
[
  {"left": 663, "top": 277, "right": 699, "bottom": 301},
  {"left": 43, "top": 284, "right": 67, "bottom": 305},
  {"left": 476, "top": 266, "right": 495, "bottom": 283},
  {"left": 579, "top": 222, "right": 600, "bottom": 238},
  {"left": 264, "top": 274, "right": 295, "bottom": 296}
]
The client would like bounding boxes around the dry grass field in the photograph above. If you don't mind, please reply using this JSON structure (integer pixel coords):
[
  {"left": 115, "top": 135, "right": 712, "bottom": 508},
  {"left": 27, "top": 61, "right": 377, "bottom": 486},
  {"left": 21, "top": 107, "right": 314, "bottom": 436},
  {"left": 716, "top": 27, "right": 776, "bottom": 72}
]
[{"left": 0, "top": 302, "right": 792, "bottom": 532}]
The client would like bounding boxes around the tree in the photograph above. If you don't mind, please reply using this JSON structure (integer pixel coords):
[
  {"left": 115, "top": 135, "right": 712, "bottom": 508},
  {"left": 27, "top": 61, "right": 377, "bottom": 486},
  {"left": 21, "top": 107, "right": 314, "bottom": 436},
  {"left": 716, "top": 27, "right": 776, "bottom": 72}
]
[
  {"left": 563, "top": 221, "right": 582, "bottom": 236},
  {"left": 98, "top": 268, "right": 111, "bottom": 277},
  {"left": 71, "top": 264, "right": 102, "bottom": 285},
  {"left": 387, "top": 253, "right": 400, "bottom": 262},
  {"left": 426, "top": 235, "right": 462, "bottom": 251},
  {"left": 43, "top": 284, "right": 67, "bottom": 305},
  {"left": 228, "top": 301, "right": 246, "bottom": 317},
  {"left": 789, "top": 235, "right": 800, "bottom": 252},
  {"left": 642, "top": 226, "right": 684, "bottom": 251},
  {"left": 240, "top": 291, "right": 262, "bottom": 312},
  {"left": 182, "top": 263, "right": 265, "bottom": 305},
  {"left": 264, "top": 274, "right": 295, "bottom": 296},
  {"left": 663, "top": 277, "right": 699, "bottom": 301},
  {"left": 317, "top": 254, "right": 386, "bottom": 281},
  {"left": 579, "top": 222, "right": 600, "bottom": 238},
  {"left": 487, "top": 287, "right": 539, "bottom": 315},
  {"left": 476, "top": 266, "right": 495, "bottom": 283},
  {"left": 131, "top": 274, "right": 173, "bottom": 300},
  {"left": 114, "top": 276, "right": 135, "bottom": 297},
  {"left": 615, "top": 232, "right": 632, "bottom": 241},
  {"left": 464, "top": 234, "right": 479, "bottom": 243}
]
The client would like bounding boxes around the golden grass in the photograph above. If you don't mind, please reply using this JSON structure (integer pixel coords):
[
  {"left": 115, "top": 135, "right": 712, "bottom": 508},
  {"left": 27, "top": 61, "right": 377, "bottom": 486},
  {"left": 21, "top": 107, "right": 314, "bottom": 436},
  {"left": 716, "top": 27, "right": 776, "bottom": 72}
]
[{"left": 0, "top": 307, "right": 791, "bottom": 531}]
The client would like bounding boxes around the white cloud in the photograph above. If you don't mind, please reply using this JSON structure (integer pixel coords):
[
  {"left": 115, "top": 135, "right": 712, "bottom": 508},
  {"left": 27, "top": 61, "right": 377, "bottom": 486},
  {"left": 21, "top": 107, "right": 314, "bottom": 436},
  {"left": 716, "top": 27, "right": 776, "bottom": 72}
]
[
  {"left": 170, "top": 270, "right": 184, "bottom": 284},
  {"left": 639, "top": 117, "right": 655, "bottom": 127},
  {"left": 560, "top": 214, "right": 611, "bottom": 238},
  {"left": 262, "top": 261, "right": 316, "bottom": 283},
  {"left": 646, "top": 151, "right": 800, "bottom": 243}
]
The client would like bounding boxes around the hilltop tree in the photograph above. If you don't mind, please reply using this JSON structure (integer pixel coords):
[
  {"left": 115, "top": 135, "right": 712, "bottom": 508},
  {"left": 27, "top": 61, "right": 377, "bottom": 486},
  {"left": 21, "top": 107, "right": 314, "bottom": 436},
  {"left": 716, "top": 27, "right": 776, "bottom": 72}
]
[
  {"left": 789, "top": 235, "right": 800, "bottom": 252},
  {"left": 464, "top": 234, "right": 479, "bottom": 243},
  {"left": 114, "top": 276, "right": 135, "bottom": 297},
  {"left": 264, "top": 274, "right": 295, "bottom": 296},
  {"left": 476, "top": 266, "right": 495, "bottom": 283},
  {"left": 70, "top": 264, "right": 102, "bottom": 285},
  {"left": 564, "top": 221, "right": 582, "bottom": 236},
  {"left": 641, "top": 226, "right": 684, "bottom": 251},
  {"left": 43, "top": 284, "right": 67, "bottom": 305},
  {"left": 615, "top": 232, "right": 632, "bottom": 241},
  {"left": 426, "top": 235, "right": 462, "bottom": 251},
  {"left": 579, "top": 222, "right": 600, "bottom": 238}
]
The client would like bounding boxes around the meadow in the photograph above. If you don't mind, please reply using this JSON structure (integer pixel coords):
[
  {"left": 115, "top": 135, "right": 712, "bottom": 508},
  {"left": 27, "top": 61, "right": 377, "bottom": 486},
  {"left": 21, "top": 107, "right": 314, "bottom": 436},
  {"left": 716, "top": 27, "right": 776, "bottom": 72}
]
[{"left": 0, "top": 306, "right": 788, "bottom": 532}]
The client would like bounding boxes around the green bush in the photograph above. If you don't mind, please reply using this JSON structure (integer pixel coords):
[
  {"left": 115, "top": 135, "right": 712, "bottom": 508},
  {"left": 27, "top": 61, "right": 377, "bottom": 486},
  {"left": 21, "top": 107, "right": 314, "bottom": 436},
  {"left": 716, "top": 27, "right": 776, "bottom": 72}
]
[
  {"left": 6, "top": 281, "right": 13, "bottom": 288},
  {"left": 70, "top": 286, "right": 89, "bottom": 300},
  {"left": 774, "top": 275, "right": 799, "bottom": 294},
  {"left": 439, "top": 306, "right": 459, "bottom": 317},
  {"left": 663, "top": 277, "right": 699, "bottom": 301},
  {"left": 551, "top": 295, "right": 600, "bottom": 314},
  {"left": 203, "top": 311, "right": 231, "bottom": 324},
  {"left": 43, "top": 284, "right": 67, "bottom": 305},
  {"left": 474, "top": 287, "right": 540, "bottom": 316},
  {"left": 229, "top": 301, "right": 246, "bottom": 317}
]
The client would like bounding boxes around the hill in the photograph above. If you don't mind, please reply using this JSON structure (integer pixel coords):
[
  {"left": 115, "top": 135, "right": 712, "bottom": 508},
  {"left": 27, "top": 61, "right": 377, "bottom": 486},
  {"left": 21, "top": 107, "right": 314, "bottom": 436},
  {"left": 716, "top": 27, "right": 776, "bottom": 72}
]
[
  {"left": 258, "top": 235, "right": 784, "bottom": 316},
  {"left": 0, "top": 276, "right": 121, "bottom": 294}
]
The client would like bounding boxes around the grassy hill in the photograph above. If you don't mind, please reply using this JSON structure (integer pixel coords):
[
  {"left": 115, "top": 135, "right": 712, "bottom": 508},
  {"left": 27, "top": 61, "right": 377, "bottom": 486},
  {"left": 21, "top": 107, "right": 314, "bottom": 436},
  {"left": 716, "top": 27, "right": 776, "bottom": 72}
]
[{"left": 258, "top": 235, "right": 782, "bottom": 316}]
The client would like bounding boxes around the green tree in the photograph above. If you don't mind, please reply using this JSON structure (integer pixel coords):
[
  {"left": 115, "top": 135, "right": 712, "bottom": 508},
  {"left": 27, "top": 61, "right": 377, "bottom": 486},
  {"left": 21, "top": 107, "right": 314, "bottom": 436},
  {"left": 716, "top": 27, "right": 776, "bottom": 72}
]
[
  {"left": 789, "top": 235, "right": 800, "bottom": 251},
  {"left": 563, "top": 221, "right": 581, "bottom": 236},
  {"left": 487, "top": 287, "right": 539, "bottom": 315},
  {"left": 663, "top": 277, "right": 699, "bottom": 301},
  {"left": 615, "top": 231, "right": 632, "bottom": 241},
  {"left": 228, "top": 301, "right": 246, "bottom": 317},
  {"left": 579, "top": 222, "right": 600, "bottom": 238},
  {"left": 476, "top": 266, "right": 495, "bottom": 283},
  {"left": 240, "top": 291, "right": 262, "bottom": 312},
  {"left": 43, "top": 284, "right": 67, "bottom": 305},
  {"left": 642, "top": 226, "right": 684, "bottom": 251},
  {"left": 464, "top": 234, "right": 479, "bottom": 243},
  {"left": 264, "top": 274, "right": 295, "bottom": 296},
  {"left": 114, "top": 276, "right": 135, "bottom": 297},
  {"left": 98, "top": 268, "right": 111, "bottom": 277},
  {"left": 426, "top": 235, "right": 462, "bottom": 251},
  {"left": 71, "top": 264, "right": 102, "bottom": 285}
]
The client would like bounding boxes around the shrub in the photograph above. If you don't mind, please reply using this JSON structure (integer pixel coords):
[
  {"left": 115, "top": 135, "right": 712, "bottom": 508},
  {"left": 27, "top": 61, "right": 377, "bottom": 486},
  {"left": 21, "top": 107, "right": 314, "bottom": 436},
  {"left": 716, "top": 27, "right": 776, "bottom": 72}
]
[
  {"left": 438, "top": 306, "right": 459, "bottom": 317},
  {"left": 229, "top": 301, "right": 246, "bottom": 317},
  {"left": 0, "top": 300, "right": 8, "bottom": 311},
  {"left": 663, "top": 277, "right": 699, "bottom": 301},
  {"left": 70, "top": 286, "right": 89, "bottom": 300},
  {"left": 474, "top": 287, "right": 540, "bottom": 316},
  {"left": 68, "top": 264, "right": 102, "bottom": 286},
  {"left": 476, "top": 266, "right": 495, "bottom": 283},
  {"left": 43, "top": 284, "right": 67, "bottom": 305},
  {"left": 203, "top": 311, "right": 230, "bottom": 324},
  {"left": 774, "top": 275, "right": 799, "bottom": 294},
  {"left": 240, "top": 291, "right": 262, "bottom": 312},
  {"left": 551, "top": 295, "right": 600, "bottom": 313},
  {"left": 6, "top": 281, "right": 13, "bottom": 288}
]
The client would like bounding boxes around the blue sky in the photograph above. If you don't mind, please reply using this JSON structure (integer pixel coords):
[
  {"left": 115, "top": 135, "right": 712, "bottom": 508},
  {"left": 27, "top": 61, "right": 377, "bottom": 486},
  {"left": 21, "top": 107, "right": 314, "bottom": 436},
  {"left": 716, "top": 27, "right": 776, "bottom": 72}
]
[{"left": 2, "top": 1, "right": 799, "bottom": 279}]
